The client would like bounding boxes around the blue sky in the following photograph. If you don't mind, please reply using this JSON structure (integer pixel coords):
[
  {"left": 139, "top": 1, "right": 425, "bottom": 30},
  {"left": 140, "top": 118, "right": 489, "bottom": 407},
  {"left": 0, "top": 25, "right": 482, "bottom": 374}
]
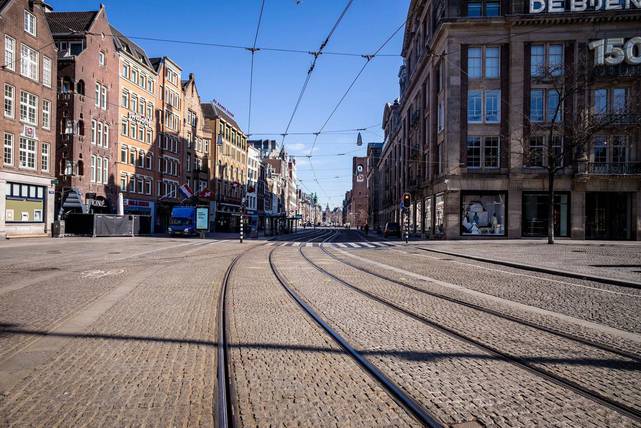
[{"left": 50, "top": 0, "right": 408, "bottom": 208}]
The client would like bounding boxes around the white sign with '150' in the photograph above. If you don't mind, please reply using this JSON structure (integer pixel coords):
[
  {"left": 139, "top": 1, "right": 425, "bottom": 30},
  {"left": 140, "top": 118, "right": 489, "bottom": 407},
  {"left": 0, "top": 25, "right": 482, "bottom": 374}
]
[{"left": 588, "top": 37, "right": 641, "bottom": 65}]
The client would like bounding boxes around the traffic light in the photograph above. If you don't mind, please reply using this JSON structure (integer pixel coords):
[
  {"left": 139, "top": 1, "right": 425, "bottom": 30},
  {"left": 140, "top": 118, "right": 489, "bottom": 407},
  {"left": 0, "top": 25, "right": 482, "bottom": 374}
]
[{"left": 403, "top": 192, "right": 411, "bottom": 208}]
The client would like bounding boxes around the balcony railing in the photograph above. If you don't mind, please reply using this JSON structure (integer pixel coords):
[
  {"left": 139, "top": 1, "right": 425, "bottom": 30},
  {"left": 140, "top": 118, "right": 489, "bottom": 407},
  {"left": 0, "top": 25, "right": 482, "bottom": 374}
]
[{"left": 586, "top": 162, "right": 641, "bottom": 175}]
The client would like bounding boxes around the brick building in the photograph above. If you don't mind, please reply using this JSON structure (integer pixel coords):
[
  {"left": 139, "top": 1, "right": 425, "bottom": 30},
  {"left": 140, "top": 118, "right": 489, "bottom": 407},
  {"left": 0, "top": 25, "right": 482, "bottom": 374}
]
[
  {"left": 46, "top": 5, "right": 119, "bottom": 215},
  {"left": 1, "top": 0, "right": 57, "bottom": 237},
  {"left": 373, "top": 0, "right": 641, "bottom": 240}
]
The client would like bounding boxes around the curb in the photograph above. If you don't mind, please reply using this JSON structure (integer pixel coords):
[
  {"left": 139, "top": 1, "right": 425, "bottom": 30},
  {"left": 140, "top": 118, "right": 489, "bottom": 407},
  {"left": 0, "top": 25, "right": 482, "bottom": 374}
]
[{"left": 413, "top": 246, "right": 641, "bottom": 289}]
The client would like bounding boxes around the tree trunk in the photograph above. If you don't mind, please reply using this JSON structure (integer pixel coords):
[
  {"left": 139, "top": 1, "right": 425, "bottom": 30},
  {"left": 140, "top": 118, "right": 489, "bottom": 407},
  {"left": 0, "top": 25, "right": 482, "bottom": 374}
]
[{"left": 547, "top": 172, "right": 555, "bottom": 245}]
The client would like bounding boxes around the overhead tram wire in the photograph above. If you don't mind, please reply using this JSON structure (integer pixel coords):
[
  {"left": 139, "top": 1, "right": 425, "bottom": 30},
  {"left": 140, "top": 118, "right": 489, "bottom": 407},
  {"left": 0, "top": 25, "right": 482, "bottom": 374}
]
[
  {"left": 247, "top": 123, "right": 381, "bottom": 137},
  {"left": 279, "top": 0, "right": 355, "bottom": 151},
  {"left": 308, "top": 20, "right": 408, "bottom": 157},
  {"left": 122, "top": 35, "right": 400, "bottom": 58},
  {"left": 247, "top": 0, "right": 266, "bottom": 136}
]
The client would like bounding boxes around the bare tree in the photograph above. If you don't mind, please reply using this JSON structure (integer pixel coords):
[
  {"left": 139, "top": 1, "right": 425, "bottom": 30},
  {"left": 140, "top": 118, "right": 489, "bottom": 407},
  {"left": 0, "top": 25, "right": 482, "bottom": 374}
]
[{"left": 519, "top": 58, "right": 639, "bottom": 244}]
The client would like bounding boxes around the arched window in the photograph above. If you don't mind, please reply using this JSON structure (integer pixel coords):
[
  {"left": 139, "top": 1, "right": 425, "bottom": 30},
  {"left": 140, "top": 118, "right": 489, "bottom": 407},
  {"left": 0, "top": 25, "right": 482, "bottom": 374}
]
[{"left": 76, "top": 80, "right": 85, "bottom": 95}]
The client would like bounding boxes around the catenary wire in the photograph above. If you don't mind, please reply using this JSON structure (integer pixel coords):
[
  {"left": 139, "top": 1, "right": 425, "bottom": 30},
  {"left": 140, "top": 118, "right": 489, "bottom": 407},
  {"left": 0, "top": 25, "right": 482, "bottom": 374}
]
[{"left": 247, "top": 0, "right": 266, "bottom": 135}]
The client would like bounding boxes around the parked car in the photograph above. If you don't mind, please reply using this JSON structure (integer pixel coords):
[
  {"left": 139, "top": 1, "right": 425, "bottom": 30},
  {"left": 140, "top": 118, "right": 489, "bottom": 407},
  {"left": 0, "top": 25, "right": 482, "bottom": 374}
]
[{"left": 384, "top": 222, "right": 401, "bottom": 238}]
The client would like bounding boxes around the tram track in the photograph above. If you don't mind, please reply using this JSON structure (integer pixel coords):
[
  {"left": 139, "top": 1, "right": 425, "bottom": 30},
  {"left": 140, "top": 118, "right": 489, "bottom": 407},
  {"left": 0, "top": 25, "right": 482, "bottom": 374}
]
[
  {"left": 215, "top": 228, "right": 336, "bottom": 427},
  {"left": 290, "top": 233, "right": 641, "bottom": 424},
  {"left": 267, "top": 231, "right": 442, "bottom": 427}
]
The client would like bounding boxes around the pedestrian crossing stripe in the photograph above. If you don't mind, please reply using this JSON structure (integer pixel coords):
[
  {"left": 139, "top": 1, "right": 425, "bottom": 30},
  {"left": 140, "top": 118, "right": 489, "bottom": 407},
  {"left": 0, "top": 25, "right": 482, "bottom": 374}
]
[{"left": 268, "top": 241, "right": 394, "bottom": 249}]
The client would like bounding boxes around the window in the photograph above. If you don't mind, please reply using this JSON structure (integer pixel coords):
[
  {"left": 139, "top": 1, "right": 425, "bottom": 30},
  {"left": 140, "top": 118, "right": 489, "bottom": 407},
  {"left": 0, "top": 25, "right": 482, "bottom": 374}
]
[
  {"left": 103, "top": 158, "right": 108, "bottom": 184},
  {"left": 594, "top": 88, "right": 628, "bottom": 116},
  {"left": 527, "top": 136, "right": 544, "bottom": 167},
  {"left": 19, "top": 137, "right": 36, "bottom": 169},
  {"left": 461, "top": 192, "right": 506, "bottom": 235},
  {"left": 129, "top": 174, "right": 135, "bottom": 192},
  {"left": 146, "top": 129, "right": 152, "bottom": 144},
  {"left": 593, "top": 136, "right": 607, "bottom": 164},
  {"left": 104, "top": 125, "right": 109, "bottom": 148},
  {"left": 100, "top": 85, "right": 106, "bottom": 109},
  {"left": 131, "top": 94, "right": 137, "bottom": 113},
  {"left": 95, "top": 83, "right": 100, "bottom": 107},
  {"left": 4, "top": 84, "right": 15, "bottom": 118},
  {"left": 97, "top": 122, "right": 103, "bottom": 147},
  {"left": 138, "top": 126, "right": 144, "bottom": 142},
  {"left": 485, "top": 90, "right": 500, "bottom": 123},
  {"left": 121, "top": 118, "right": 128, "bottom": 136},
  {"left": 43, "top": 56, "right": 52, "bottom": 87},
  {"left": 468, "top": 90, "right": 482, "bottom": 123},
  {"left": 91, "top": 120, "right": 96, "bottom": 144},
  {"left": 137, "top": 176, "right": 143, "bottom": 194},
  {"left": 146, "top": 103, "right": 153, "bottom": 119},
  {"left": 90, "top": 155, "right": 96, "bottom": 182},
  {"left": 613, "top": 88, "right": 627, "bottom": 114},
  {"left": 24, "top": 10, "right": 36, "bottom": 36},
  {"left": 546, "top": 90, "right": 561, "bottom": 122},
  {"left": 468, "top": 48, "right": 482, "bottom": 79},
  {"left": 5, "top": 182, "right": 45, "bottom": 223},
  {"left": 20, "top": 44, "right": 38, "bottom": 80},
  {"left": 437, "top": 99, "right": 444, "bottom": 132},
  {"left": 122, "top": 62, "right": 129, "bottom": 78},
  {"left": 531, "top": 89, "right": 562, "bottom": 123},
  {"left": 4, "top": 36, "right": 15, "bottom": 71},
  {"left": 121, "top": 89, "right": 129, "bottom": 108},
  {"left": 96, "top": 157, "right": 103, "bottom": 184},
  {"left": 145, "top": 179, "right": 152, "bottom": 195},
  {"left": 468, "top": 46, "right": 500, "bottom": 80},
  {"left": 4, "top": 133, "right": 14, "bottom": 165},
  {"left": 530, "top": 89, "right": 544, "bottom": 122},
  {"left": 131, "top": 68, "right": 138, "bottom": 84},
  {"left": 41, "top": 143, "right": 49, "bottom": 172},
  {"left": 42, "top": 100, "right": 50, "bottom": 129},
  {"left": 138, "top": 150, "right": 145, "bottom": 167},
  {"left": 130, "top": 123, "right": 137, "bottom": 139},
  {"left": 98, "top": 51, "right": 105, "bottom": 66},
  {"left": 467, "top": 136, "right": 499, "bottom": 169},
  {"left": 129, "top": 147, "right": 136, "bottom": 165},
  {"left": 20, "top": 91, "right": 37, "bottom": 125},
  {"left": 146, "top": 153, "right": 152, "bottom": 169},
  {"left": 120, "top": 145, "right": 127, "bottom": 163},
  {"left": 522, "top": 192, "right": 570, "bottom": 237},
  {"left": 466, "top": 136, "right": 481, "bottom": 168},
  {"left": 485, "top": 47, "right": 500, "bottom": 78},
  {"left": 531, "top": 44, "right": 563, "bottom": 78},
  {"left": 466, "top": 0, "right": 499, "bottom": 16}
]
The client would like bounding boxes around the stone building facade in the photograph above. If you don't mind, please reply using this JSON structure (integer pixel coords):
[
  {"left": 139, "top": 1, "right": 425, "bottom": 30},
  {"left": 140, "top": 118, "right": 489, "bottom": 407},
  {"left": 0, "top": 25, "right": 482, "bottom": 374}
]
[
  {"left": 373, "top": 0, "right": 641, "bottom": 240},
  {"left": 349, "top": 156, "right": 369, "bottom": 228},
  {"left": 1, "top": 0, "right": 57, "bottom": 237}
]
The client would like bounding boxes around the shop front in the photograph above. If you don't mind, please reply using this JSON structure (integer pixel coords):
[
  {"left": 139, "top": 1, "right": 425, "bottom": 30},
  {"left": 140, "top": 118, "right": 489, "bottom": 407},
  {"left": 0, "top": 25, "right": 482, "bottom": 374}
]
[
  {"left": 585, "top": 192, "right": 634, "bottom": 240},
  {"left": 123, "top": 197, "right": 156, "bottom": 233},
  {"left": 460, "top": 191, "right": 506, "bottom": 236},
  {"left": 522, "top": 192, "right": 570, "bottom": 238},
  {"left": 1, "top": 173, "right": 55, "bottom": 237},
  {"left": 216, "top": 203, "right": 241, "bottom": 232}
]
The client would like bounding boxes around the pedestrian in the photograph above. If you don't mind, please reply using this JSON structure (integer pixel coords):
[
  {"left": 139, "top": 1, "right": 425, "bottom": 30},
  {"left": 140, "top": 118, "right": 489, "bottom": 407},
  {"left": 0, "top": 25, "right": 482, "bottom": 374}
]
[{"left": 364, "top": 224, "right": 369, "bottom": 235}]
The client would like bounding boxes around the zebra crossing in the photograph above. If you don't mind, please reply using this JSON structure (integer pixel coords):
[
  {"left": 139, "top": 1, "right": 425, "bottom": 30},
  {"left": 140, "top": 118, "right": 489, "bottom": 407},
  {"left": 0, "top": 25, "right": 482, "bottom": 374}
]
[{"left": 266, "top": 241, "right": 396, "bottom": 249}]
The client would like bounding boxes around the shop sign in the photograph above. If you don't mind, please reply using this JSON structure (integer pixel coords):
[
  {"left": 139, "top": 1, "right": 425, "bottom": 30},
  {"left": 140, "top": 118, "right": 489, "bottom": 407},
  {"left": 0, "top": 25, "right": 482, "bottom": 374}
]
[
  {"left": 21, "top": 125, "right": 37, "bottom": 139},
  {"left": 589, "top": 37, "right": 641, "bottom": 66},
  {"left": 127, "top": 112, "right": 150, "bottom": 127},
  {"left": 530, "top": 0, "right": 640, "bottom": 13},
  {"left": 124, "top": 198, "right": 149, "bottom": 207}
]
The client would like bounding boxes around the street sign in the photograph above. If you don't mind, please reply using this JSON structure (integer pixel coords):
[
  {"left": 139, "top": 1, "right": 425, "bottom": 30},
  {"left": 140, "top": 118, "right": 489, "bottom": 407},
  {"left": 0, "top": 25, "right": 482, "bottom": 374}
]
[{"left": 196, "top": 206, "right": 209, "bottom": 230}]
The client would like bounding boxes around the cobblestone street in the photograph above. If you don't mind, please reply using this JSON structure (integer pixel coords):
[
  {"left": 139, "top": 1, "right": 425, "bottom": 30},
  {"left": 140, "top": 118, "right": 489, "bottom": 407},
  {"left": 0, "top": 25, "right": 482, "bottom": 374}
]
[{"left": 1, "top": 230, "right": 640, "bottom": 427}]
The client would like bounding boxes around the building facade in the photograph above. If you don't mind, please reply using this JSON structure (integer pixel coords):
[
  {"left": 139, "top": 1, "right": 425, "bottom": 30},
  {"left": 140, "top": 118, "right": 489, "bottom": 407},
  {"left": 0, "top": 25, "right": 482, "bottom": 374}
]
[
  {"left": 349, "top": 156, "right": 369, "bottom": 228},
  {"left": 202, "top": 100, "right": 247, "bottom": 232},
  {"left": 46, "top": 6, "right": 118, "bottom": 215},
  {"left": 373, "top": 0, "right": 641, "bottom": 240},
  {"left": 151, "top": 56, "right": 183, "bottom": 232},
  {"left": 112, "top": 27, "right": 158, "bottom": 228},
  {"left": 366, "top": 143, "right": 383, "bottom": 230},
  {"left": 1, "top": 0, "right": 57, "bottom": 237}
]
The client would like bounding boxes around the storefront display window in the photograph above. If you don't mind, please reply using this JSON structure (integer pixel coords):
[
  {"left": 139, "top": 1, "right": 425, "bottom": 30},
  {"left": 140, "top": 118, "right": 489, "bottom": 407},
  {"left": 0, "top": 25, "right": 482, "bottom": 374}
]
[
  {"left": 416, "top": 201, "right": 423, "bottom": 233},
  {"left": 424, "top": 197, "right": 432, "bottom": 235},
  {"left": 435, "top": 194, "right": 445, "bottom": 235},
  {"left": 522, "top": 192, "right": 569, "bottom": 237},
  {"left": 461, "top": 192, "right": 506, "bottom": 235},
  {"left": 5, "top": 182, "right": 45, "bottom": 223}
]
